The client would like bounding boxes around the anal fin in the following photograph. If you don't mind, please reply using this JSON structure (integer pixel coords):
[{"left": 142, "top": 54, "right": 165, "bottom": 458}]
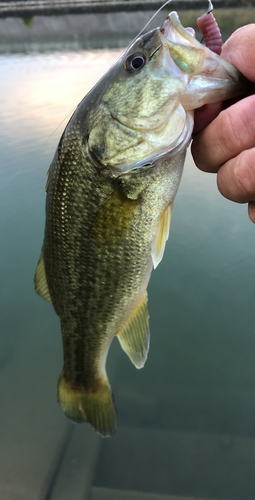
[
  {"left": 117, "top": 292, "right": 150, "bottom": 369},
  {"left": 34, "top": 247, "right": 52, "bottom": 303},
  {"left": 151, "top": 204, "right": 172, "bottom": 269}
]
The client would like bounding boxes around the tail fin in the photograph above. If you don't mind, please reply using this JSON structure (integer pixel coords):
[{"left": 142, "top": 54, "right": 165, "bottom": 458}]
[{"left": 58, "top": 371, "right": 116, "bottom": 437}]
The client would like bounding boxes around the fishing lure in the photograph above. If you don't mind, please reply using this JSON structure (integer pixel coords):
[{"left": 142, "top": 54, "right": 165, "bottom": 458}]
[{"left": 197, "top": 0, "right": 222, "bottom": 55}]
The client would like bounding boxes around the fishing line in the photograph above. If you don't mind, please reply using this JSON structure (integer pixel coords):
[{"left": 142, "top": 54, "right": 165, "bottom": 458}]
[
  {"left": 45, "top": 0, "right": 174, "bottom": 148},
  {"left": 40, "top": 0, "right": 173, "bottom": 157},
  {"left": 41, "top": 107, "right": 75, "bottom": 147},
  {"left": 0, "top": 104, "right": 76, "bottom": 191},
  {"left": 124, "top": 0, "right": 173, "bottom": 53},
  {"left": 45, "top": 0, "right": 173, "bottom": 142},
  {"left": 130, "top": 0, "right": 173, "bottom": 42},
  {"left": 44, "top": 1, "right": 173, "bottom": 146},
  {"left": 1, "top": 169, "right": 28, "bottom": 190},
  {"left": 43, "top": 0, "right": 173, "bottom": 148},
  {"left": 1, "top": 1, "right": 173, "bottom": 190}
]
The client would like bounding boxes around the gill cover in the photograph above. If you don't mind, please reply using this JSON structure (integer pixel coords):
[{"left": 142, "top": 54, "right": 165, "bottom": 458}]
[{"left": 87, "top": 11, "right": 244, "bottom": 174}]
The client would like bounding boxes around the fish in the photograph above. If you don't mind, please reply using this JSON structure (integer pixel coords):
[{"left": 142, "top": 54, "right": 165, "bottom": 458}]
[{"left": 35, "top": 11, "right": 246, "bottom": 436}]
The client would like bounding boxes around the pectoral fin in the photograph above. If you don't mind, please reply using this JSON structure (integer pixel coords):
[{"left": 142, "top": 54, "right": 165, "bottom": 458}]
[
  {"left": 92, "top": 187, "right": 140, "bottom": 247},
  {"left": 151, "top": 204, "right": 172, "bottom": 269},
  {"left": 34, "top": 247, "right": 52, "bottom": 303},
  {"left": 117, "top": 292, "right": 150, "bottom": 369}
]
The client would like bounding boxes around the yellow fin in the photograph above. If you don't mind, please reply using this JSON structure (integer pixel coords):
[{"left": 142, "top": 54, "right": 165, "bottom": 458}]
[
  {"left": 34, "top": 247, "right": 52, "bottom": 303},
  {"left": 92, "top": 187, "right": 139, "bottom": 247},
  {"left": 117, "top": 292, "right": 150, "bottom": 369},
  {"left": 151, "top": 204, "right": 172, "bottom": 269},
  {"left": 58, "top": 371, "right": 116, "bottom": 437}
]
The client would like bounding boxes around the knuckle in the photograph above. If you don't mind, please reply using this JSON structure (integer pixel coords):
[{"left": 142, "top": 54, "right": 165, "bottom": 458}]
[
  {"left": 220, "top": 105, "right": 255, "bottom": 158},
  {"left": 248, "top": 202, "right": 255, "bottom": 224},
  {"left": 219, "top": 109, "right": 244, "bottom": 156},
  {"left": 235, "top": 150, "right": 255, "bottom": 199}
]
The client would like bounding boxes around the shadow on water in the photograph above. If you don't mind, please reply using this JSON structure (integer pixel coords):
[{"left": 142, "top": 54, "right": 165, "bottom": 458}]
[{"left": 1, "top": 7, "right": 255, "bottom": 500}]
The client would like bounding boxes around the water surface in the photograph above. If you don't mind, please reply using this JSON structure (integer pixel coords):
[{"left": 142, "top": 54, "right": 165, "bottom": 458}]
[{"left": 1, "top": 44, "right": 255, "bottom": 499}]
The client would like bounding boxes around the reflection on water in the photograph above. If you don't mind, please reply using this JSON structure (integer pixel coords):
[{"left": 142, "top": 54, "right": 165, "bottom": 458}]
[
  {"left": 1, "top": 45, "right": 255, "bottom": 500},
  {"left": 0, "top": 49, "right": 123, "bottom": 149}
]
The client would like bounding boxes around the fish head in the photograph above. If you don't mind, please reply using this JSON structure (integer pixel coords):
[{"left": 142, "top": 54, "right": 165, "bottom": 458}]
[{"left": 86, "top": 11, "right": 246, "bottom": 173}]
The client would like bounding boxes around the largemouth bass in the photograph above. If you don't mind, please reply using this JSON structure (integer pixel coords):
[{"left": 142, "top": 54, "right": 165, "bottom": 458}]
[{"left": 35, "top": 12, "right": 245, "bottom": 436}]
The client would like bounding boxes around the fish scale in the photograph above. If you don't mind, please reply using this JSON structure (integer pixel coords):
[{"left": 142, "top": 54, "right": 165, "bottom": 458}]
[{"left": 35, "top": 11, "right": 246, "bottom": 436}]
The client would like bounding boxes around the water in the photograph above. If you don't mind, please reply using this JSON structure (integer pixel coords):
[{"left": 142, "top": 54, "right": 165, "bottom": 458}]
[{"left": 1, "top": 42, "right": 255, "bottom": 500}]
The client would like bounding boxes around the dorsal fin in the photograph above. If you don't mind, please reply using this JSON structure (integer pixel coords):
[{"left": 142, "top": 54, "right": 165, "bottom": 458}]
[
  {"left": 117, "top": 292, "right": 149, "bottom": 369},
  {"left": 34, "top": 247, "right": 52, "bottom": 303},
  {"left": 45, "top": 165, "right": 51, "bottom": 193},
  {"left": 151, "top": 204, "right": 172, "bottom": 269}
]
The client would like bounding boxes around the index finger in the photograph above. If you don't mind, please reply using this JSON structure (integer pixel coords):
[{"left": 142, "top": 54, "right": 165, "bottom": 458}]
[
  {"left": 192, "top": 95, "right": 255, "bottom": 172},
  {"left": 221, "top": 24, "right": 255, "bottom": 83},
  {"left": 192, "top": 24, "right": 255, "bottom": 173}
]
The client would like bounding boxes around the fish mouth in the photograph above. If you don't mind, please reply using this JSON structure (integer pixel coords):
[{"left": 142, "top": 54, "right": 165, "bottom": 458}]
[
  {"left": 160, "top": 11, "right": 200, "bottom": 47},
  {"left": 159, "top": 11, "right": 245, "bottom": 103},
  {"left": 160, "top": 11, "right": 240, "bottom": 79}
]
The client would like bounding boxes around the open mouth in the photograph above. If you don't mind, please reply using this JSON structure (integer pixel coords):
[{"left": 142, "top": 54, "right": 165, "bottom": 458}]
[
  {"left": 159, "top": 12, "right": 201, "bottom": 47},
  {"left": 159, "top": 11, "right": 242, "bottom": 85}
]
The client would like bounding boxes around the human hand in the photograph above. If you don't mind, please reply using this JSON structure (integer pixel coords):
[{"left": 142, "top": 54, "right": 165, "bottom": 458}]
[{"left": 192, "top": 24, "right": 255, "bottom": 223}]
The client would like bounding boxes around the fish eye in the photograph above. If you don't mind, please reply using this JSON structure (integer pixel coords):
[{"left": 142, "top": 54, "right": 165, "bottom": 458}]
[{"left": 125, "top": 53, "right": 146, "bottom": 72}]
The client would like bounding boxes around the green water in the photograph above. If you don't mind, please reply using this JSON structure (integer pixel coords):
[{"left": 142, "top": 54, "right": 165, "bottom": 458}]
[{"left": 1, "top": 48, "right": 255, "bottom": 499}]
